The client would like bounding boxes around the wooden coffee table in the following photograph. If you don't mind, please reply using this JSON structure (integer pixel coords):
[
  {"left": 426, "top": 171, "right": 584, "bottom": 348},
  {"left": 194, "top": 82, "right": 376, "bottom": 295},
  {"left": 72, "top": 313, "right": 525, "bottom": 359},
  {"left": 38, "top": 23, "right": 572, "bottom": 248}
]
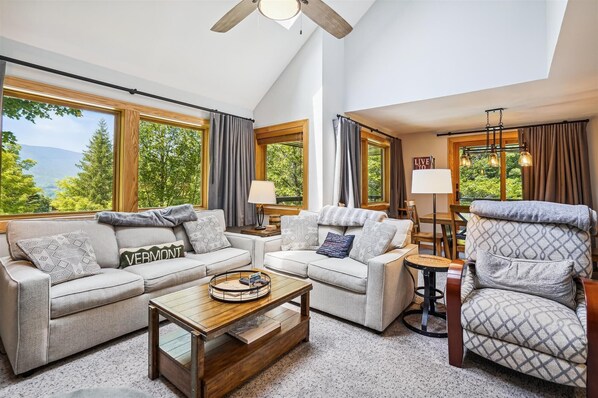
[{"left": 148, "top": 270, "right": 312, "bottom": 398}]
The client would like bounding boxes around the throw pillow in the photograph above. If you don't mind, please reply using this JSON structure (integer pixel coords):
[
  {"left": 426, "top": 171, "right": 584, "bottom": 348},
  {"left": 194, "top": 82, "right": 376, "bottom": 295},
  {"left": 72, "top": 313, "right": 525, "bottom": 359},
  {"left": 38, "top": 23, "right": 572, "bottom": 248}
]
[
  {"left": 349, "top": 219, "right": 397, "bottom": 264},
  {"left": 316, "top": 233, "right": 355, "bottom": 258},
  {"left": 475, "top": 249, "right": 576, "bottom": 309},
  {"left": 119, "top": 240, "right": 185, "bottom": 268},
  {"left": 281, "top": 215, "right": 319, "bottom": 251},
  {"left": 183, "top": 216, "right": 231, "bottom": 254},
  {"left": 16, "top": 230, "right": 101, "bottom": 285},
  {"left": 382, "top": 219, "right": 413, "bottom": 249}
]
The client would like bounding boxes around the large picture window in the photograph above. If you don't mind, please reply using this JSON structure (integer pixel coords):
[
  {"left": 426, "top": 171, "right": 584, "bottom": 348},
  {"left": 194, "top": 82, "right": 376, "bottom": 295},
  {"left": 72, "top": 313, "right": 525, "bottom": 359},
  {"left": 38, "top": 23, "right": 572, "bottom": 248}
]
[
  {"left": 255, "top": 120, "right": 308, "bottom": 213},
  {"left": 1, "top": 94, "right": 116, "bottom": 215},
  {"left": 138, "top": 119, "right": 206, "bottom": 208}
]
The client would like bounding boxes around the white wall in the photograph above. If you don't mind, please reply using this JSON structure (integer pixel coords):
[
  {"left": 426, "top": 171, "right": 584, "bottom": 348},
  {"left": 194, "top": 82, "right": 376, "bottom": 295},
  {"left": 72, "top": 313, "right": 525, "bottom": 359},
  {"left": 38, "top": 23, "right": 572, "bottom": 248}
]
[
  {"left": 344, "top": 0, "right": 551, "bottom": 112},
  {"left": 0, "top": 37, "right": 253, "bottom": 121},
  {"left": 253, "top": 30, "right": 325, "bottom": 210}
]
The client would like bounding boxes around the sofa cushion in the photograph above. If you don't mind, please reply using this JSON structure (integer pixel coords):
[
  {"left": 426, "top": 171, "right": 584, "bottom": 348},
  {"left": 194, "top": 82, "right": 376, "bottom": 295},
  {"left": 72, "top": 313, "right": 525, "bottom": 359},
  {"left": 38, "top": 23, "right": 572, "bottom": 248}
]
[
  {"left": 281, "top": 215, "right": 319, "bottom": 251},
  {"left": 173, "top": 210, "right": 228, "bottom": 253},
  {"left": 115, "top": 226, "right": 177, "bottom": 250},
  {"left": 17, "top": 230, "right": 101, "bottom": 286},
  {"left": 119, "top": 240, "right": 185, "bottom": 268},
  {"left": 308, "top": 257, "right": 368, "bottom": 294},
  {"left": 50, "top": 268, "right": 144, "bottom": 318},
  {"left": 316, "top": 233, "right": 354, "bottom": 258},
  {"left": 264, "top": 251, "right": 328, "bottom": 278},
  {"left": 186, "top": 247, "right": 251, "bottom": 275},
  {"left": 382, "top": 219, "right": 413, "bottom": 249},
  {"left": 123, "top": 257, "right": 206, "bottom": 293},
  {"left": 184, "top": 216, "right": 231, "bottom": 254},
  {"left": 349, "top": 219, "right": 396, "bottom": 264},
  {"left": 462, "top": 288, "right": 586, "bottom": 363},
  {"left": 317, "top": 225, "right": 346, "bottom": 246},
  {"left": 475, "top": 250, "right": 576, "bottom": 309},
  {"left": 7, "top": 219, "right": 119, "bottom": 268}
]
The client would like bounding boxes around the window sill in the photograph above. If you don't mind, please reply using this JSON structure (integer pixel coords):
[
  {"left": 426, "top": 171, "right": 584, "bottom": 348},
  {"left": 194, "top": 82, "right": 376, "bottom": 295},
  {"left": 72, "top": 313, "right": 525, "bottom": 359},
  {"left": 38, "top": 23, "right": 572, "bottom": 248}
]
[
  {"left": 263, "top": 205, "right": 303, "bottom": 216},
  {"left": 362, "top": 203, "right": 390, "bottom": 211}
]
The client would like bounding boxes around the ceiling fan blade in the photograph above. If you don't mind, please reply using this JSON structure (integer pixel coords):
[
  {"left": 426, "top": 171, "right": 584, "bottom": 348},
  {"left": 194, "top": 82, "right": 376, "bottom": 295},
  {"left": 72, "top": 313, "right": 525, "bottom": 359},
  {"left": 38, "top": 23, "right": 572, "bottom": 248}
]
[
  {"left": 211, "top": 0, "right": 257, "bottom": 33},
  {"left": 301, "top": 0, "right": 353, "bottom": 39}
]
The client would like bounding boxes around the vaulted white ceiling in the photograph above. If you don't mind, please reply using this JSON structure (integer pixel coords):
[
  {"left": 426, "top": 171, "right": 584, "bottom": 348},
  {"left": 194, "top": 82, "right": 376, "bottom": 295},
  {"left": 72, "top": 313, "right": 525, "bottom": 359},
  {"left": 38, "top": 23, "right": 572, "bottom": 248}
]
[{"left": 0, "top": 0, "right": 375, "bottom": 113}]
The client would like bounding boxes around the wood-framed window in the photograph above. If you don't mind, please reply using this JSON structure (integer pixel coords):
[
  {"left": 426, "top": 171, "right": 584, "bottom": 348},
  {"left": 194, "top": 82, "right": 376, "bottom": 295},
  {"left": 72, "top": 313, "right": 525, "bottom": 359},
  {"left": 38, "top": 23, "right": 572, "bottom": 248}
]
[
  {"left": 0, "top": 76, "right": 208, "bottom": 231},
  {"left": 448, "top": 131, "right": 522, "bottom": 204},
  {"left": 138, "top": 117, "right": 208, "bottom": 209},
  {"left": 361, "top": 130, "right": 390, "bottom": 210},
  {"left": 255, "top": 119, "right": 308, "bottom": 215}
]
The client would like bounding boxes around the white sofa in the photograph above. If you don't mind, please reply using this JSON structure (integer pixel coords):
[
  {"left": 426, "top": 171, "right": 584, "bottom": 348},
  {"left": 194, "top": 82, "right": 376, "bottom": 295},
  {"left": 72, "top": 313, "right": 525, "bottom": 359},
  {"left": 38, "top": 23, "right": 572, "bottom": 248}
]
[
  {"left": 259, "top": 209, "right": 418, "bottom": 332},
  {"left": 0, "top": 209, "right": 254, "bottom": 375}
]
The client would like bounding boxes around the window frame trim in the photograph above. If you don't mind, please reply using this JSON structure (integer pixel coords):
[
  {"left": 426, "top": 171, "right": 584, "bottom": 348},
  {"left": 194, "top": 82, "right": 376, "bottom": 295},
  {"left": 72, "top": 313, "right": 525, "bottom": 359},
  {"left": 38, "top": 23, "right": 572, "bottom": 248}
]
[
  {"left": 447, "top": 131, "right": 520, "bottom": 205},
  {"left": 255, "top": 119, "right": 309, "bottom": 215},
  {"left": 0, "top": 76, "right": 209, "bottom": 232},
  {"left": 360, "top": 129, "right": 391, "bottom": 210}
]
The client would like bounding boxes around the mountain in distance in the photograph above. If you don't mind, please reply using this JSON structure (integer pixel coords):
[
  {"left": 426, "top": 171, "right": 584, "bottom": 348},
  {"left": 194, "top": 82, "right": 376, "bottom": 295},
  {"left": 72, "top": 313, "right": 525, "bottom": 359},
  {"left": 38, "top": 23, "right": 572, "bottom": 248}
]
[{"left": 19, "top": 145, "right": 83, "bottom": 198}]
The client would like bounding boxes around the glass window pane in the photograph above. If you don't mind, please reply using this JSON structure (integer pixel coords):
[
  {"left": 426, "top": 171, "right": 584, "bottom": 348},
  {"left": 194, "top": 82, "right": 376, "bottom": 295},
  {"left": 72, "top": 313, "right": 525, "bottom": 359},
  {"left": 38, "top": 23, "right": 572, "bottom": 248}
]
[
  {"left": 505, "top": 151, "right": 523, "bottom": 200},
  {"left": 368, "top": 144, "right": 384, "bottom": 203},
  {"left": 1, "top": 95, "right": 115, "bottom": 214},
  {"left": 138, "top": 120, "right": 203, "bottom": 208},
  {"left": 265, "top": 142, "right": 303, "bottom": 206},
  {"left": 458, "top": 147, "right": 501, "bottom": 204}
]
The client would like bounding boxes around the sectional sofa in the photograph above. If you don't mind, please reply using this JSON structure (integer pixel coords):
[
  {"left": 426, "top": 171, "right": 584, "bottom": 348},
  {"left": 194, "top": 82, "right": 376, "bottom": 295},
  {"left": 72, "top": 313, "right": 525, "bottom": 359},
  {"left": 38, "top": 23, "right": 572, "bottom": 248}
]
[{"left": 0, "top": 209, "right": 254, "bottom": 375}]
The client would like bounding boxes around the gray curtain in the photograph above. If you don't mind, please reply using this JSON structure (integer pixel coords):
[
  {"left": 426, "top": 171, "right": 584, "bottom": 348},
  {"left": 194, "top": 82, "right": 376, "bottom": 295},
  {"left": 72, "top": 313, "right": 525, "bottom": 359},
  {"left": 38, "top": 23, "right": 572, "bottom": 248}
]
[
  {"left": 519, "top": 121, "right": 593, "bottom": 207},
  {"left": 333, "top": 117, "right": 361, "bottom": 208},
  {"left": 0, "top": 61, "right": 6, "bottom": 197},
  {"left": 208, "top": 113, "right": 256, "bottom": 227},
  {"left": 389, "top": 138, "right": 407, "bottom": 218}
]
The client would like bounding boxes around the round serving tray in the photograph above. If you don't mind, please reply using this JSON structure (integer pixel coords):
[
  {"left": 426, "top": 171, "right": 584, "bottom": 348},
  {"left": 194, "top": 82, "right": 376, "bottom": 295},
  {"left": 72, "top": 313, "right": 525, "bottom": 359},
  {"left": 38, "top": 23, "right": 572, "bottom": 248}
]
[{"left": 208, "top": 270, "right": 272, "bottom": 302}]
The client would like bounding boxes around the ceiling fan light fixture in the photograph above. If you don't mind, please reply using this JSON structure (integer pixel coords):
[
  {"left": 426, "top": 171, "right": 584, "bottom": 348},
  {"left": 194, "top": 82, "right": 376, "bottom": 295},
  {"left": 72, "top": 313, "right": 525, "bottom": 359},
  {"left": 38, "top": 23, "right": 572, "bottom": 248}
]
[{"left": 258, "top": 0, "right": 301, "bottom": 21}]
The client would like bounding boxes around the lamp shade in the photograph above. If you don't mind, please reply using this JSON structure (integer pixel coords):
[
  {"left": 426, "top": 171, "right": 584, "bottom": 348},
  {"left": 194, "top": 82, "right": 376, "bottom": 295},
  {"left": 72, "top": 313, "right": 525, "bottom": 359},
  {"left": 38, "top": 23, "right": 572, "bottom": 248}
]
[
  {"left": 411, "top": 169, "right": 453, "bottom": 194},
  {"left": 248, "top": 180, "right": 277, "bottom": 204}
]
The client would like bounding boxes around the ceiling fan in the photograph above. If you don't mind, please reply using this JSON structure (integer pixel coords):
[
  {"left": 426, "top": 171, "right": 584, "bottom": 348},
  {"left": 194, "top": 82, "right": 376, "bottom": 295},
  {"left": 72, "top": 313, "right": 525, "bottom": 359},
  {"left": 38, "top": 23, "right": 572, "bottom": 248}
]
[{"left": 211, "top": 0, "right": 353, "bottom": 39}]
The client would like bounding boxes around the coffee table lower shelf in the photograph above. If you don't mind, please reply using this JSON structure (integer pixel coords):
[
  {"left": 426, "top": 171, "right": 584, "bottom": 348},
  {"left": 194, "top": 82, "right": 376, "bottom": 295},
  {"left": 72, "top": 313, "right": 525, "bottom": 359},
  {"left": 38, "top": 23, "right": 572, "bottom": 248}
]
[{"left": 157, "top": 306, "right": 308, "bottom": 398}]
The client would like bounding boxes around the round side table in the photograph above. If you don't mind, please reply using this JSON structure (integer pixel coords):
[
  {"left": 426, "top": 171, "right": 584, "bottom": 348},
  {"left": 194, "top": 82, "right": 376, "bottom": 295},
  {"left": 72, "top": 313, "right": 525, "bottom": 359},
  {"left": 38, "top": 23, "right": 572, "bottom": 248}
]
[{"left": 402, "top": 254, "right": 451, "bottom": 338}]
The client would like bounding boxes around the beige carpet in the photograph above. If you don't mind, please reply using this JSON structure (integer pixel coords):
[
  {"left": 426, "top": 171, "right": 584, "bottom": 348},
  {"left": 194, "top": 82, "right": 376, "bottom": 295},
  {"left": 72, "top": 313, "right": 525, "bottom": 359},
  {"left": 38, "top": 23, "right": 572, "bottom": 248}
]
[{"left": 0, "top": 304, "right": 584, "bottom": 398}]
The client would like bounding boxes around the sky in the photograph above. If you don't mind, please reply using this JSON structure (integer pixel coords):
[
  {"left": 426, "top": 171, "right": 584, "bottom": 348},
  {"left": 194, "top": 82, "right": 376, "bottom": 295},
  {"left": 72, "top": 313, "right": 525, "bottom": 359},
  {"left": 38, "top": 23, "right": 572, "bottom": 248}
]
[{"left": 2, "top": 108, "right": 115, "bottom": 153}]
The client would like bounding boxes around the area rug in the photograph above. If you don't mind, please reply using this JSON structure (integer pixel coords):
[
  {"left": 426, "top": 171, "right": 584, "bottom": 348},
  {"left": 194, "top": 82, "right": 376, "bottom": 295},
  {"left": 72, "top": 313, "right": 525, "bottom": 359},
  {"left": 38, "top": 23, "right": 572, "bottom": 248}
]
[
  {"left": 0, "top": 304, "right": 583, "bottom": 398},
  {"left": 51, "top": 387, "right": 152, "bottom": 398}
]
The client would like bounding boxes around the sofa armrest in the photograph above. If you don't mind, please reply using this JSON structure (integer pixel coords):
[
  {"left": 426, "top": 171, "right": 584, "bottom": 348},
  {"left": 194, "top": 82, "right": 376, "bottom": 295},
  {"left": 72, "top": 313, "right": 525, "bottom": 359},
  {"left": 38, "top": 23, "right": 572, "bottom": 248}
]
[
  {"left": 446, "top": 259, "right": 466, "bottom": 367},
  {"left": 582, "top": 278, "right": 598, "bottom": 397},
  {"left": 0, "top": 256, "right": 51, "bottom": 374},
  {"left": 253, "top": 236, "right": 282, "bottom": 269},
  {"left": 364, "top": 244, "right": 418, "bottom": 331},
  {"left": 224, "top": 232, "right": 255, "bottom": 264}
]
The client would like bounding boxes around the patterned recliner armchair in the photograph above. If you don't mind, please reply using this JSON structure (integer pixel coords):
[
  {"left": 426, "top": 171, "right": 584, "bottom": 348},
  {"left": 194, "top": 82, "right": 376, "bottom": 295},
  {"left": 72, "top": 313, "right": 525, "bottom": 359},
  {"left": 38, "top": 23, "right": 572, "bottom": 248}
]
[{"left": 446, "top": 200, "right": 598, "bottom": 396}]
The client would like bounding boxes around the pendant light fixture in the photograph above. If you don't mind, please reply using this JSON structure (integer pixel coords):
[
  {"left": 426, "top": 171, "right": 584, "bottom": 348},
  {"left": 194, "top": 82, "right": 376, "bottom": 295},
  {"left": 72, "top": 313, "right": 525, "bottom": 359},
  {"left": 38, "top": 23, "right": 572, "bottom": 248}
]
[
  {"left": 460, "top": 108, "right": 533, "bottom": 168},
  {"left": 258, "top": 0, "right": 301, "bottom": 21}
]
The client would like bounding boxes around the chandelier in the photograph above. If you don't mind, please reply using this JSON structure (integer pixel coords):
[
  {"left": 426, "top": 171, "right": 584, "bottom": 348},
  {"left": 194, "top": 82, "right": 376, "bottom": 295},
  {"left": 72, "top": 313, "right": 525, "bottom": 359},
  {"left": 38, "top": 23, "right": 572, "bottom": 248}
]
[{"left": 459, "top": 108, "right": 533, "bottom": 168}]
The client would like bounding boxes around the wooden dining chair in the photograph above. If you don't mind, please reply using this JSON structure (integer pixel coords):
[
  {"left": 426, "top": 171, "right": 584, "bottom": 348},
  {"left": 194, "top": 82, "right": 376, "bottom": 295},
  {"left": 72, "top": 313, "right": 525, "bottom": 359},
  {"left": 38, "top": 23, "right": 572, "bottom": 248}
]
[
  {"left": 449, "top": 204, "right": 470, "bottom": 259},
  {"left": 405, "top": 201, "right": 444, "bottom": 255}
]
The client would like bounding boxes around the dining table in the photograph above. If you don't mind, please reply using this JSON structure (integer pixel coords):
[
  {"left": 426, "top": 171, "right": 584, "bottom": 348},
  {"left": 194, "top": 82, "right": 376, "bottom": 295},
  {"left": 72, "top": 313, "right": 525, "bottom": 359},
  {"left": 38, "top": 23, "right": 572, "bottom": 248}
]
[{"left": 419, "top": 212, "right": 453, "bottom": 259}]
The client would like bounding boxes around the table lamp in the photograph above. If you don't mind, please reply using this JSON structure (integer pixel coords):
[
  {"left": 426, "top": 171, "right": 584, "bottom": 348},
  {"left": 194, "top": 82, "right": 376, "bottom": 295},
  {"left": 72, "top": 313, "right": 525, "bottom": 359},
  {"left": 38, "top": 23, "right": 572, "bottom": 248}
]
[
  {"left": 248, "top": 180, "right": 277, "bottom": 230},
  {"left": 411, "top": 169, "right": 453, "bottom": 256}
]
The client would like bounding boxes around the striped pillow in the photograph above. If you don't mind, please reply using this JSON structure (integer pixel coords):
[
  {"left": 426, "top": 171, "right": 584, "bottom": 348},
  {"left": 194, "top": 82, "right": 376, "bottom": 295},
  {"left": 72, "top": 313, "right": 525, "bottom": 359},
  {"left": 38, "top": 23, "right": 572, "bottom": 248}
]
[
  {"left": 119, "top": 240, "right": 185, "bottom": 268},
  {"left": 316, "top": 233, "right": 355, "bottom": 259}
]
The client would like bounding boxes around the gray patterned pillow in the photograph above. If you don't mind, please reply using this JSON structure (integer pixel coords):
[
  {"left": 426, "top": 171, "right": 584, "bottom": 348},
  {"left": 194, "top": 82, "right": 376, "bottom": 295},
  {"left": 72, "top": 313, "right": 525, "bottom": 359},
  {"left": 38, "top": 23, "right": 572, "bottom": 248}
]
[
  {"left": 16, "top": 230, "right": 101, "bottom": 285},
  {"left": 183, "top": 215, "right": 231, "bottom": 254},
  {"left": 475, "top": 249, "right": 577, "bottom": 309},
  {"left": 281, "top": 215, "right": 319, "bottom": 251},
  {"left": 349, "top": 219, "right": 397, "bottom": 264}
]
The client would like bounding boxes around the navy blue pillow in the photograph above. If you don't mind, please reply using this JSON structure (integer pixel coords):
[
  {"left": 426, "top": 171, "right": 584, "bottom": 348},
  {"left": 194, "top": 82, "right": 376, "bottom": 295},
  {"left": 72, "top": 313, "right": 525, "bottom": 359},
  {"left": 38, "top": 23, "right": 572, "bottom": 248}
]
[{"left": 316, "top": 233, "right": 355, "bottom": 259}]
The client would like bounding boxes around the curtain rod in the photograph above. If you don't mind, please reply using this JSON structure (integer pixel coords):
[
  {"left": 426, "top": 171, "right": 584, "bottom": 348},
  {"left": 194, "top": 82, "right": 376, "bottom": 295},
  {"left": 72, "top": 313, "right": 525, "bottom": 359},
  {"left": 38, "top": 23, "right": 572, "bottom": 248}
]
[
  {"left": 436, "top": 118, "right": 590, "bottom": 137},
  {"left": 0, "top": 55, "right": 255, "bottom": 123},
  {"left": 336, "top": 114, "right": 395, "bottom": 139}
]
